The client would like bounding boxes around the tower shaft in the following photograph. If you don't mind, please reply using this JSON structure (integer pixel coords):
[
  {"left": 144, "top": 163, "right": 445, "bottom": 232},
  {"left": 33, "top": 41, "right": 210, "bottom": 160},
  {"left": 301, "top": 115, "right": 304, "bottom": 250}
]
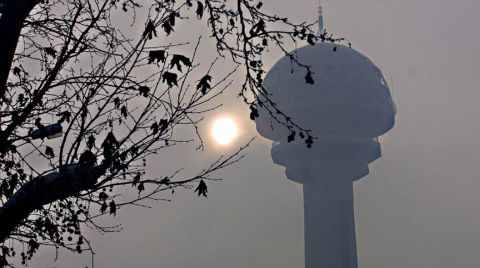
[
  {"left": 318, "top": 1, "right": 324, "bottom": 35},
  {"left": 303, "top": 179, "right": 358, "bottom": 268}
]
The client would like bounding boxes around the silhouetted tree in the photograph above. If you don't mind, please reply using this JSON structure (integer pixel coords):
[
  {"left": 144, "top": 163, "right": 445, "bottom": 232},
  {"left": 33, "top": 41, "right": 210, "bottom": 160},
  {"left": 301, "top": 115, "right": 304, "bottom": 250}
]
[{"left": 0, "top": 0, "right": 328, "bottom": 266}]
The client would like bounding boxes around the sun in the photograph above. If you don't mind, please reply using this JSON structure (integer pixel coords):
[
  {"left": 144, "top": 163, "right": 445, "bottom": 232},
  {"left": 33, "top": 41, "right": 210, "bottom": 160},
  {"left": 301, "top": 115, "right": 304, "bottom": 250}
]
[{"left": 211, "top": 117, "right": 238, "bottom": 145}]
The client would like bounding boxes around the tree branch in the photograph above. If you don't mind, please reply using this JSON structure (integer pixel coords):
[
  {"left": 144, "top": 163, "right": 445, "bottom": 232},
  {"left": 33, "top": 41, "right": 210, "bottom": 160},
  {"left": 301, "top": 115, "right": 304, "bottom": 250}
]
[{"left": 0, "top": 163, "right": 107, "bottom": 243}]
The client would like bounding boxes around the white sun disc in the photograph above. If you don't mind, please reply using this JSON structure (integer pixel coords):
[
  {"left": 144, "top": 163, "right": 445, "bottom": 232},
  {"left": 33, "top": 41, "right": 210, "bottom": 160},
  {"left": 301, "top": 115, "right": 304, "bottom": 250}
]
[{"left": 212, "top": 118, "right": 238, "bottom": 145}]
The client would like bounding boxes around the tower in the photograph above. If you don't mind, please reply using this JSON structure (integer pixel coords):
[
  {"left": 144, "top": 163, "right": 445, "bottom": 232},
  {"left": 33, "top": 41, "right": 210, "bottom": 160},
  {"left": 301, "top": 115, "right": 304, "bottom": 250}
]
[{"left": 254, "top": 6, "right": 396, "bottom": 268}]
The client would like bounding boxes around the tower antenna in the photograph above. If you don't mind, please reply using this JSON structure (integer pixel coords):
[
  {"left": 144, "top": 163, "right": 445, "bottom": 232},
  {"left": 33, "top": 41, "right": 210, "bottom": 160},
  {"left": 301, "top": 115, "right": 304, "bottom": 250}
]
[{"left": 318, "top": 0, "right": 324, "bottom": 35}]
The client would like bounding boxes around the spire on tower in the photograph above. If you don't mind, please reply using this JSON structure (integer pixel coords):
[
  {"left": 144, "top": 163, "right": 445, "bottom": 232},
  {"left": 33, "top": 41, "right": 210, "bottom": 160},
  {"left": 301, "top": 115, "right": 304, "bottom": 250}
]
[{"left": 318, "top": 0, "right": 324, "bottom": 35}]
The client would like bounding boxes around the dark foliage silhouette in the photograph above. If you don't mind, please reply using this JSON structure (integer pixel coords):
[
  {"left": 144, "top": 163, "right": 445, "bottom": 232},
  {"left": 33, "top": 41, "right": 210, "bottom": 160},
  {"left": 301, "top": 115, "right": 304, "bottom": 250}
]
[
  {"left": 0, "top": 0, "right": 339, "bottom": 266},
  {"left": 194, "top": 179, "right": 208, "bottom": 197}
]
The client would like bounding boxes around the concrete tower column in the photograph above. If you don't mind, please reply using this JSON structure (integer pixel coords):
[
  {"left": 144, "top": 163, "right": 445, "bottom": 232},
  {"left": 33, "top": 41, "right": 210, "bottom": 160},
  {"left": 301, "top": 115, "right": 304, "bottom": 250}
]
[
  {"left": 280, "top": 155, "right": 367, "bottom": 268},
  {"left": 303, "top": 178, "right": 357, "bottom": 268}
]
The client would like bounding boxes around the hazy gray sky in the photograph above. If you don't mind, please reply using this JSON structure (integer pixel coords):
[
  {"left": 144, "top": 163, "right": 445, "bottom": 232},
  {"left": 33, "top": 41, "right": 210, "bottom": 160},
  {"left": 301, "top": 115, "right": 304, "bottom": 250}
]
[{"left": 33, "top": 0, "right": 480, "bottom": 267}]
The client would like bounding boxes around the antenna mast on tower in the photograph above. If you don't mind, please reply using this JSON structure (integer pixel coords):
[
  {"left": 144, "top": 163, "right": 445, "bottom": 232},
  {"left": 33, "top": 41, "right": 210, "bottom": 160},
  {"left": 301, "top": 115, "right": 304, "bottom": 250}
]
[{"left": 318, "top": 0, "right": 324, "bottom": 35}]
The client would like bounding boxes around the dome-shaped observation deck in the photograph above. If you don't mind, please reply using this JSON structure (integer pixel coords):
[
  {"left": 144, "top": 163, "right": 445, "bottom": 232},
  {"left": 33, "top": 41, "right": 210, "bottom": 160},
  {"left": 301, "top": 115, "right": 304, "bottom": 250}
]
[
  {"left": 255, "top": 43, "right": 396, "bottom": 183},
  {"left": 256, "top": 43, "right": 395, "bottom": 141}
]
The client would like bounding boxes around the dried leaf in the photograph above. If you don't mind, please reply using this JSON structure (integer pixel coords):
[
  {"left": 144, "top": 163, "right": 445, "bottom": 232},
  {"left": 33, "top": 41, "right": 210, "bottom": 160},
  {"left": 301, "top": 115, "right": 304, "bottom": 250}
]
[
  {"left": 143, "top": 20, "right": 157, "bottom": 40},
  {"left": 44, "top": 47, "right": 57, "bottom": 57},
  {"left": 194, "top": 180, "right": 208, "bottom": 197},
  {"left": 138, "top": 86, "right": 150, "bottom": 97},
  {"left": 45, "top": 146, "right": 55, "bottom": 159},
  {"left": 162, "top": 72, "right": 178, "bottom": 87},
  {"left": 148, "top": 50, "right": 166, "bottom": 64},
  {"left": 305, "top": 71, "right": 314, "bottom": 85},
  {"left": 109, "top": 200, "right": 116, "bottom": 216},
  {"left": 196, "top": 75, "right": 212, "bottom": 94},
  {"left": 196, "top": 1, "right": 204, "bottom": 19},
  {"left": 170, "top": 54, "right": 191, "bottom": 72}
]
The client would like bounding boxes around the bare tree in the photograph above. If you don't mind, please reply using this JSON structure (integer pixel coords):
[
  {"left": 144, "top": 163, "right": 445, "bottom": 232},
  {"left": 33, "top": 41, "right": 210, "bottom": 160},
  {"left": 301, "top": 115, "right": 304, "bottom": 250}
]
[{"left": 0, "top": 0, "right": 330, "bottom": 266}]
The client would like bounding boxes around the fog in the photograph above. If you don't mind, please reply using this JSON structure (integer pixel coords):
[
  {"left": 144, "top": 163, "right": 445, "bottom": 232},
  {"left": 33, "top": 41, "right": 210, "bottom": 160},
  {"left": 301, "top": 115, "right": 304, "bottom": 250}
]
[{"left": 33, "top": 0, "right": 480, "bottom": 267}]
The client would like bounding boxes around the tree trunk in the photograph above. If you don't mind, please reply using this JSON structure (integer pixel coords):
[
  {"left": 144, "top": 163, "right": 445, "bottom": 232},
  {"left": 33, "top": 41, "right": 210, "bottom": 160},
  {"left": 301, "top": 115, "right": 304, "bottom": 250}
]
[{"left": 0, "top": 0, "right": 39, "bottom": 99}]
